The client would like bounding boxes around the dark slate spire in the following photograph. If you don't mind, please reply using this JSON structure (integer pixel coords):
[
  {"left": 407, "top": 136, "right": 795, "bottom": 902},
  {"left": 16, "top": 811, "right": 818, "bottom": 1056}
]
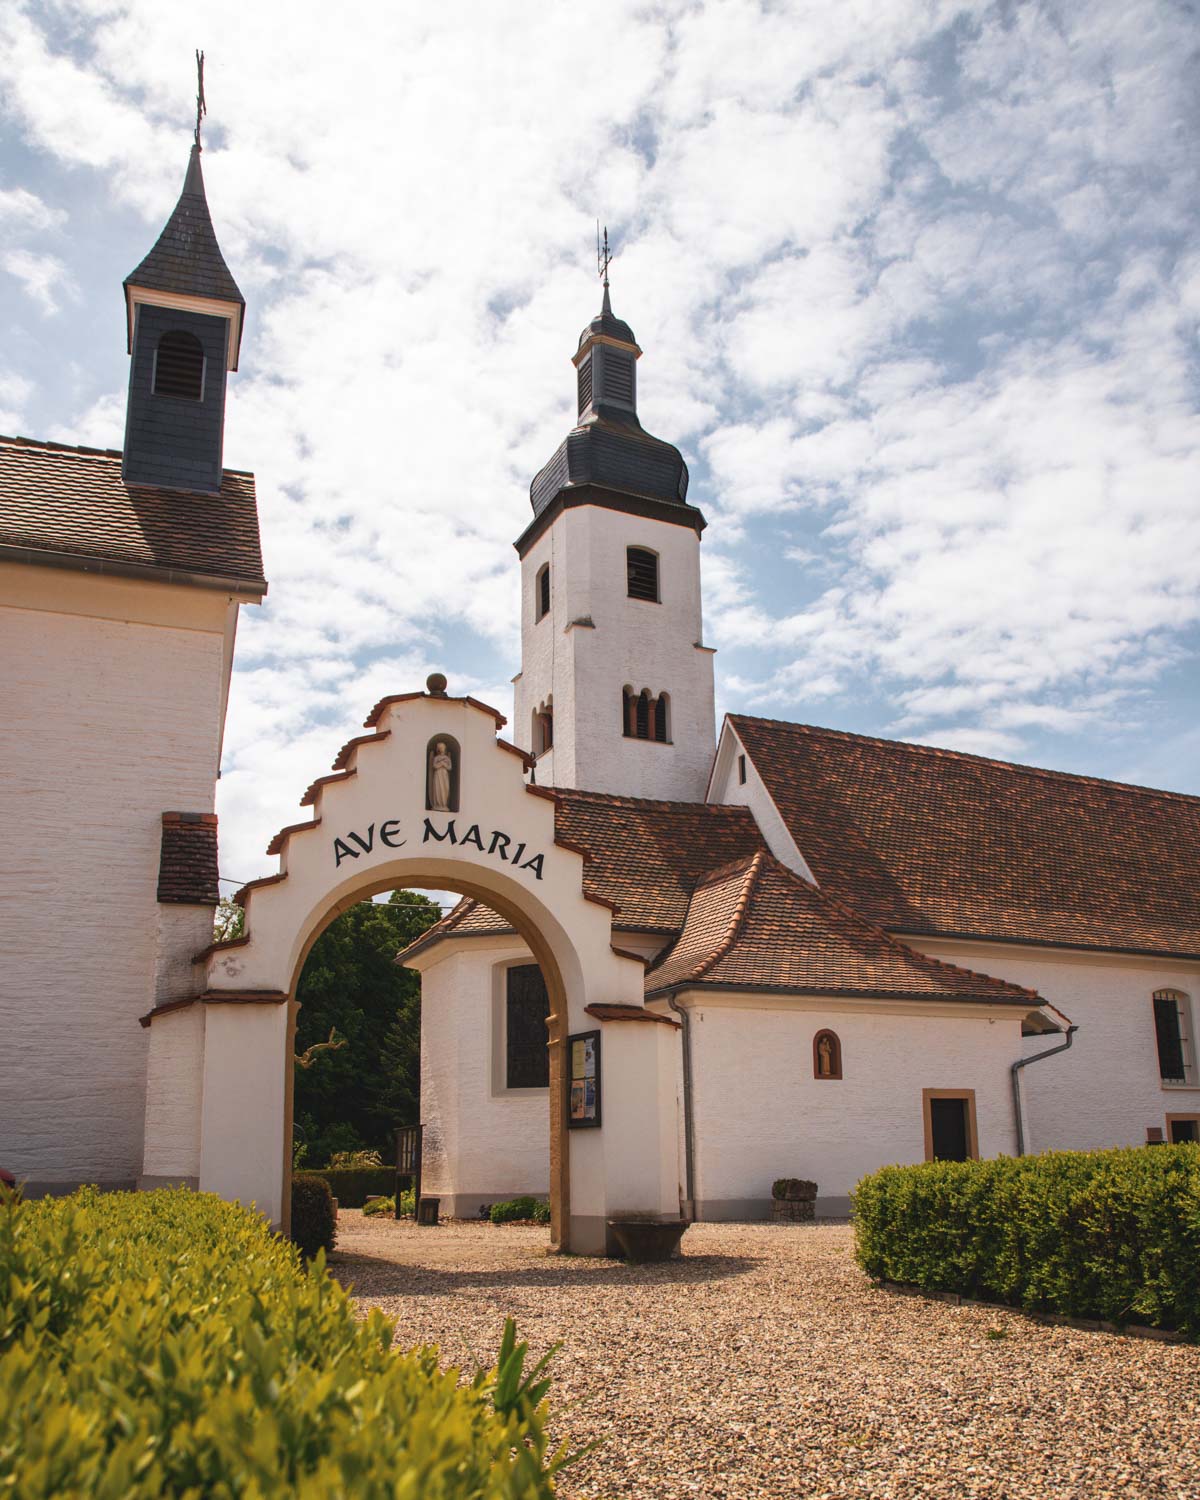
[
  {"left": 123, "top": 143, "right": 246, "bottom": 366},
  {"left": 122, "top": 120, "right": 245, "bottom": 493},
  {"left": 529, "top": 288, "right": 690, "bottom": 517}
]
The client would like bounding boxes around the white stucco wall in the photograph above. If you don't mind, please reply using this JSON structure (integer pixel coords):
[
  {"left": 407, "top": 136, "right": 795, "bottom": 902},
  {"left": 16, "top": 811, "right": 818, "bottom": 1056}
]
[
  {"left": 678, "top": 993, "right": 1024, "bottom": 1217},
  {"left": 907, "top": 938, "right": 1200, "bottom": 1152},
  {"left": 416, "top": 938, "right": 551, "bottom": 1216},
  {"left": 0, "top": 563, "right": 239, "bottom": 1189},
  {"left": 706, "top": 721, "right": 813, "bottom": 878},
  {"left": 515, "top": 505, "right": 716, "bottom": 801}
]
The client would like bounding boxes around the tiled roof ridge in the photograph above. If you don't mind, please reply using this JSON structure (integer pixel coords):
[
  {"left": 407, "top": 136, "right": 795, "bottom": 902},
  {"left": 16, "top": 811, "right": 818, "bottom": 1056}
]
[
  {"left": 0, "top": 432, "right": 255, "bottom": 480},
  {"left": 757, "top": 849, "right": 1039, "bottom": 1001},
  {"left": 729, "top": 714, "right": 1200, "bottom": 809},
  {"left": 393, "top": 896, "right": 475, "bottom": 962}
]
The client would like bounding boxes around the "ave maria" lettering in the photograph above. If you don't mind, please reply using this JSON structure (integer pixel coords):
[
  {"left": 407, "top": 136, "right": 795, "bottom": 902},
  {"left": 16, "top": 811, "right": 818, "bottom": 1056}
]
[{"left": 332, "top": 817, "right": 545, "bottom": 880}]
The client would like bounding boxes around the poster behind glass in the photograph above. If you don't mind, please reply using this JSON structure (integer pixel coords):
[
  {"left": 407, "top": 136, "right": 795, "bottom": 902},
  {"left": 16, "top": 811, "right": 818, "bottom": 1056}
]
[{"left": 567, "top": 1029, "right": 601, "bottom": 1128}]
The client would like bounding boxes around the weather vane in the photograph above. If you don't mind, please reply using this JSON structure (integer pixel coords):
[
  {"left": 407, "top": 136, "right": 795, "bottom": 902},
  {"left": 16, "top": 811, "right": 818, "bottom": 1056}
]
[
  {"left": 596, "top": 221, "right": 612, "bottom": 289},
  {"left": 194, "top": 48, "right": 206, "bottom": 149}
]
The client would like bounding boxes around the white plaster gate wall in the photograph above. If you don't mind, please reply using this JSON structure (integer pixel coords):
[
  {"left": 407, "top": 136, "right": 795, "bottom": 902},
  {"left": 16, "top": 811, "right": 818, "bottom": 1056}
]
[{"left": 140, "top": 687, "right": 681, "bottom": 1254}]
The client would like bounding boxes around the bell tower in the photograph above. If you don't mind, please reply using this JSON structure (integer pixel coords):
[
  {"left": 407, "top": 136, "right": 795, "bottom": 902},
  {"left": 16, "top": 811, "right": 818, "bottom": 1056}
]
[
  {"left": 513, "top": 264, "right": 716, "bottom": 801},
  {"left": 121, "top": 72, "right": 245, "bottom": 494}
]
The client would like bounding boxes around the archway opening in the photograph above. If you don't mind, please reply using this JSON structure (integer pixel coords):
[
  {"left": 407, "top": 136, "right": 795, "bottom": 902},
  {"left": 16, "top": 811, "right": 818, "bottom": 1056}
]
[{"left": 280, "top": 868, "right": 573, "bottom": 1248}]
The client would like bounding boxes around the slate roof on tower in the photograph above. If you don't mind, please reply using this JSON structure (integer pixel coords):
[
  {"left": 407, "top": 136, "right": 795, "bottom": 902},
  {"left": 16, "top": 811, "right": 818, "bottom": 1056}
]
[
  {"left": 124, "top": 144, "right": 246, "bottom": 362},
  {"left": 644, "top": 851, "right": 1039, "bottom": 1003},
  {"left": 0, "top": 435, "right": 266, "bottom": 592},
  {"left": 528, "top": 287, "right": 693, "bottom": 518},
  {"left": 729, "top": 715, "right": 1200, "bottom": 959}
]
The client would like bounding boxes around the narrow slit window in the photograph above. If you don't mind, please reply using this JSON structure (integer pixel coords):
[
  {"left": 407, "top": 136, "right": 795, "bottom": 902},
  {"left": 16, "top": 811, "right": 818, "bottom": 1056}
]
[
  {"left": 536, "top": 563, "right": 550, "bottom": 621},
  {"left": 738, "top": 753, "right": 747, "bottom": 785},
  {"left": 654, "top": 693, "right": 669, "bottom": 743},
  {"left": 627, "top": 547, "right": 659, "bottom": 602},
  {"left": 152, "top": 330, "right": 205, "bottom": 401}
]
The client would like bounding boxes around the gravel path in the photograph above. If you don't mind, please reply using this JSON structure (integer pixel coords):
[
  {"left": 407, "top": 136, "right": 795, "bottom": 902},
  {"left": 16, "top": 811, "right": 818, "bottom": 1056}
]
[{"left": 333, "top": 1212, "right": 1200, "bottom": 1499}]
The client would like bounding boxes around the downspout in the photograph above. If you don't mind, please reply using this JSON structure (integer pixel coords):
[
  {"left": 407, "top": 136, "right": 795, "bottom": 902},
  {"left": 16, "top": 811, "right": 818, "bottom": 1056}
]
[
  {"left": 666, "top": 993, "right": 695, "bottom": 1220},
  {"left": 1011, "top": 1025, "right": 1078, "bottom": 1155}
]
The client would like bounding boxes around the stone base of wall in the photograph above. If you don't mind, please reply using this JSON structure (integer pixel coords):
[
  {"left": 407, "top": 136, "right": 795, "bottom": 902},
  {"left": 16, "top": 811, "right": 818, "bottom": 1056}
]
[
  {"left": 694, "top": 1195, "right": 853, "bottom": 1221},
  {"left": 771, "top": 1197, "right": 815, "bottom": 1222}
]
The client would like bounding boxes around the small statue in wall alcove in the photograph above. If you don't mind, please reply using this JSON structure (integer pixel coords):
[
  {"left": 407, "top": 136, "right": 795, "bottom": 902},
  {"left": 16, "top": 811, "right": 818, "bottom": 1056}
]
[
  {"left": 815, "top": 1031, "right": 840, "bottom": 1079},
  {"left": 426, "top": 735, "right": 460, "bottom": 813}
]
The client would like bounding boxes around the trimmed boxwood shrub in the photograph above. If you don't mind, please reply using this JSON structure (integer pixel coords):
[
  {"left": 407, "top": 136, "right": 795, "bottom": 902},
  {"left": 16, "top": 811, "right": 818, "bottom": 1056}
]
[
  {"left": 853, "top": 1145, "right": 1200, "bottom": 1338},
  {"left": 291, "top": 1170, "right": 336, "bottom": 1258},
  {"left": 490, "top": 1197, "right": 551, "bottom": 1225},
  {"left": 309, "top": 1165, "right": 396, "bottom": 1207},
  {"left": 0, "top": 1185, "right": 576, "bottom": 1495}
]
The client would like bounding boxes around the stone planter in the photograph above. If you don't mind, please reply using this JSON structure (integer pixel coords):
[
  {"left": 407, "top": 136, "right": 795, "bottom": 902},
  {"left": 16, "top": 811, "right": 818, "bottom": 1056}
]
[
  {"left": 771, "top": 1197, "right": 814, "bottom": 1223},
  {"left": 607, "top": 1218, "right": 690, "bottom": 1262}
]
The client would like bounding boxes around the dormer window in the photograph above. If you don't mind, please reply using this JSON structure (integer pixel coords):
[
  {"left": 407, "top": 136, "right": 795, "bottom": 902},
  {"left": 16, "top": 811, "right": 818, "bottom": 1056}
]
[
  {"left": 536, "top": 563, "right": 550, "bottom": 621},
  {"left": 152, "top": 330, "right": 205, "bottom": 401},
  {"left": 627, "top": 546, "right": 659, "bottom": 602}
]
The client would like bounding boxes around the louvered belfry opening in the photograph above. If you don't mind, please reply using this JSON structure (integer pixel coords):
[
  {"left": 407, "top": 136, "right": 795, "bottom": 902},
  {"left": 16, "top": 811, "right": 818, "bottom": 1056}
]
[
  {"left": 627, "top": 546, "right": 659, "bottom": 601},
  {"left": 577, "top": 354, "right": 593, "bottom": 415},
  {"left": 152, "top": 330, "right": 206, "bottom": 400},
  {"left": 622, "top": 687, "right": 669, "bottom": 742},
  {"left": 602, "top": 350, "right": 635, "bottom": 405}
]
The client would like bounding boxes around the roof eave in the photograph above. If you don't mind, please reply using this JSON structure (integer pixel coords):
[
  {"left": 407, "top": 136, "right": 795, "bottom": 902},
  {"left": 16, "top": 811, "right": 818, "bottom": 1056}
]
[
  {"left": 0, "top": 540, "right": 267, "bottom": 599},
  {"left": 645, "top": 980, "right": 1041, "bottom": 1006}
]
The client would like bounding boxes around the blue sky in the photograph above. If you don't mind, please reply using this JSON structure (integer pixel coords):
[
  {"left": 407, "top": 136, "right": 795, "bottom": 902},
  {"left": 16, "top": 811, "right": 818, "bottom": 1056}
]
[{"left": 2, "top": 1, "right": 1197, "bottom": 887}]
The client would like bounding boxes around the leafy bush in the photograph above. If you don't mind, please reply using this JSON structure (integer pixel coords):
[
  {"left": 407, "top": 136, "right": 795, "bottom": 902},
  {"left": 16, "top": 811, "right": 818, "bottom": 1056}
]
[
  {"left": 772, "top": 1178, "right": 817, "bottom": 1200},
  {"left": 290, "top": 1170, "right": 336, "bottom": 1258},
  {"left": 0, "top": 1186, "right": 577, "bottom": 1495},
  {"left": 490, "top": 1197, "right": 550, "bottom": 1225},
  {"left": 853, "top": 1145, "right": 1200, "bottom": 1338},
  {"left": 363, "top": 1189, "right": 415, "bottom": 1218},
  {"left": 309, "top": 1166, "right": 396, "bottom": 1208}
]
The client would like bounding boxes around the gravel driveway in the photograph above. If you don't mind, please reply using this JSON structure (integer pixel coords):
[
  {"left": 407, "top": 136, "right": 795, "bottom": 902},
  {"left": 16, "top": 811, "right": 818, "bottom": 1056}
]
[{"left": 333, "top": 1212, "right": 1199, "bottom": 1499}]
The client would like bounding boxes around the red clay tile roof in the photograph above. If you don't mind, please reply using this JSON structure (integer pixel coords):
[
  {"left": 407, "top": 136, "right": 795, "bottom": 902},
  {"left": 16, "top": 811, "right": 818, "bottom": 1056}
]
[
  {"left": 395, "top": 791, "right": 770, "bottom": 962},
  {"left": 396, "top": 898, "right": 515, "bottom": 961},
  {"left": 645, "top": 852, "right": 1039, "bottom": 1003},
  {"left": 157, "top": 811, "right": 219, "bottom": 905},
  {"left": 0, "top": 435, "right": 266, "bottom": 591},
  {"left": 554, "top": 789, "right": 769, "bottom": 931},
  {"left": 730, "top": 716, "right": 1200, "bottom": 958}
]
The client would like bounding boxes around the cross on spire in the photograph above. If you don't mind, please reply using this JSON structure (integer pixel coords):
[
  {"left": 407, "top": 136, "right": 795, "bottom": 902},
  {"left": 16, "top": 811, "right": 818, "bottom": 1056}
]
[{"left": 194, "top": 49, "right": 206, "bottom": 149}]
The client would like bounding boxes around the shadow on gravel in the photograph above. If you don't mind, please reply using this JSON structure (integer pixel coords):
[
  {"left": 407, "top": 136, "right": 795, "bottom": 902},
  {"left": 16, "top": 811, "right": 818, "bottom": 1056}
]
[{"left": 333, "top": 1253, "right": 758, "bottom": 1298}]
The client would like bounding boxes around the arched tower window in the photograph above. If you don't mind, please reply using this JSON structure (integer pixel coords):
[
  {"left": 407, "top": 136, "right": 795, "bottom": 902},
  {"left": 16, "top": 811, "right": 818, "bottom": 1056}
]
[
  {"left": 627, "top": 546, "right": 659, "bottom": 602},
  {"left": 623, "top": 686, "right": 672, "bottom": 742},
  {"left": 813, "top": 1030, "right": 842, "bottom": 1080},
  {"left": 533, "top": 698, "right": 553, "bottom": 755},
  {"left": 654, "top": 692, "right": 669, "bottom": 743},
  {"left": 152, "top": 330, "right": 205, "bottom": 401},
  {"left": 535, "top": 562, "right": 550, "bottom": 621}
]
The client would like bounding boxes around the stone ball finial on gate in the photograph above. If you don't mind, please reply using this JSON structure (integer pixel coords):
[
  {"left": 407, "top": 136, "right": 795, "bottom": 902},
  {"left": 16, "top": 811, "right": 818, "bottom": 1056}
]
[{"left": 426, "top": 672, "right": 448, "bottom": 696}]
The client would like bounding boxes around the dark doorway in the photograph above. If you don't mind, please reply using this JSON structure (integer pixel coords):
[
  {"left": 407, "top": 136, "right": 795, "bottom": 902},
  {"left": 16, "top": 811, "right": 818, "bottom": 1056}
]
[{"left": 929, "top": 1096, "right": 970, "bottom": 1161}]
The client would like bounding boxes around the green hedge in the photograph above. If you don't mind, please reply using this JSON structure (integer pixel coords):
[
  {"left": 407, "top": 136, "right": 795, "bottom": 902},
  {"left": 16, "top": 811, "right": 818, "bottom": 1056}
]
[
  {"left": 490, "top": 1198, "right": 551, "bottom": 1225},
  {"left": 309, "top": 1165, "right": 396, "bottom": 1207},
  {"left": 0, "top": 1186, "right": 577, "bottom": 1495},
  {"left": 853, "top": 1145, "right": 1200, "bottom": 1338},
  {"left": 291, "top": 1171, "right": 337, "bottom": 1258}
]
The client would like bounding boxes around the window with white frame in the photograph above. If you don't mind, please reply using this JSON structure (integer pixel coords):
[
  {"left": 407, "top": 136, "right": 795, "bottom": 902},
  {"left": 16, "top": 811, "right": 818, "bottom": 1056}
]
[{"left": 1153, "top": 989, "right": 1195, "bottom": 1085}]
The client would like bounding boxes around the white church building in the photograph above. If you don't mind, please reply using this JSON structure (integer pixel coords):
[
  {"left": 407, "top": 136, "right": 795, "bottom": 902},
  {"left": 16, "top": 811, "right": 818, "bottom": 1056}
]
[{"left": 2, "top": 117, "right": 1198, "bottom": 1239}]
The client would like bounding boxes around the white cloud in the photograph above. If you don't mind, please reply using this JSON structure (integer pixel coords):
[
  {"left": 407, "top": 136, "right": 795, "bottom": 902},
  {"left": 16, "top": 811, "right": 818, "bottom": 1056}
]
[
  {"left": 2, "top": 248, "right": 76, "bottom": 313},
  {"left": 0, "top": 0, "right": 1197, "bottom": 881}
]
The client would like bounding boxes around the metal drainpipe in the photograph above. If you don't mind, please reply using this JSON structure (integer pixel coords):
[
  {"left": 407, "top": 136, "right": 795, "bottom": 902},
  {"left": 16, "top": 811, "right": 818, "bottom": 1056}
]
[
  {"left": 666, "top": 993, "right": 696, "bottom": 1219},
  {"left": 1011, "top": 1025, "right": 1078, "bottom": 1155}
]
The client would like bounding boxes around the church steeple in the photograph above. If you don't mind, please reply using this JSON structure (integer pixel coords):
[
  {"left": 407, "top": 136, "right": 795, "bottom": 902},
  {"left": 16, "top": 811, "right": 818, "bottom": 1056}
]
[
  {"left": 527, "top": 280, "right": 691, "bottom": 518},
  {"left": 121, "top": 60, "right": 245, "bottom": 494}
]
